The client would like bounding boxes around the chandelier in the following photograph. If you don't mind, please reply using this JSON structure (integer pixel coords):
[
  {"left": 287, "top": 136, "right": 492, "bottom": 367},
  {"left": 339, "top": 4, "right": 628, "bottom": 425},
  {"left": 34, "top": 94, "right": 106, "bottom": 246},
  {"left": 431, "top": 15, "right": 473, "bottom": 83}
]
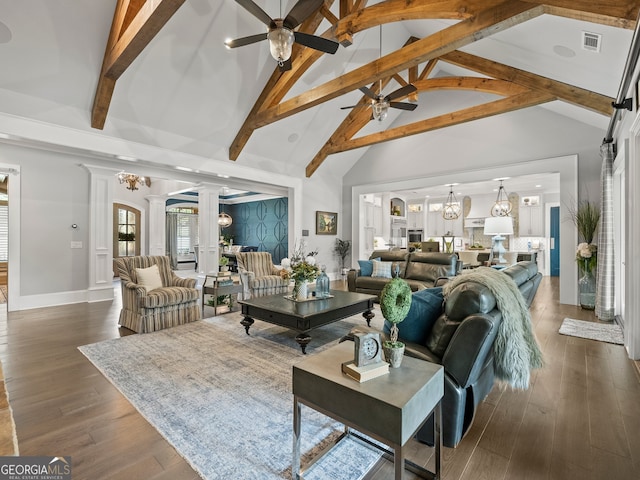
[
  {"left": 442, "top": 185, "right": 461, "bottom": 220},
  {"left": 218, "top": 200, "right": 233, "bottom": 228},
  {"left": 491, "top": 179, "right": 513, "bottom": 217},
  {"left": 117, "top": 172, "right": 148, "bottom": 191}
]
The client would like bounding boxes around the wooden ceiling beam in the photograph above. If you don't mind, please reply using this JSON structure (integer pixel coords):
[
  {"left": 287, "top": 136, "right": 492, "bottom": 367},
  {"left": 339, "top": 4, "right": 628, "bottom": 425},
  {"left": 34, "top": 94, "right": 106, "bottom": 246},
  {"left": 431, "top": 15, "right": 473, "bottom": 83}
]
[
  {"left": 327, "top": 89, "right": 556, "bottom": 154},
  {"left": 232, "top": 0, "right": 638, "bottom": 171},
  {"left": 306, "top": 76, "right": 530, "bottom": 175},
  {"left": 252, "top": 1, "right": 545, "bottom": 128},
  {"left": 441, "top": 50, "right": 614, "bottom": 115},
  {"left": 92, "top": 0, "right": 187, "bottom": 129}
]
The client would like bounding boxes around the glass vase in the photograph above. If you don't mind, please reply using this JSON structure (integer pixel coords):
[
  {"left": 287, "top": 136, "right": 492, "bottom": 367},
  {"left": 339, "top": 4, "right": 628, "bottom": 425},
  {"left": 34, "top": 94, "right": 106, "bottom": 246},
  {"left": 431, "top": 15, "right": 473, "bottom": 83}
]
[
  {"left": 315, "top": 265, "right": 330, "bottom": 298},
  {"left": 578, "top": 259, "right": 596, "bottom": 310}
]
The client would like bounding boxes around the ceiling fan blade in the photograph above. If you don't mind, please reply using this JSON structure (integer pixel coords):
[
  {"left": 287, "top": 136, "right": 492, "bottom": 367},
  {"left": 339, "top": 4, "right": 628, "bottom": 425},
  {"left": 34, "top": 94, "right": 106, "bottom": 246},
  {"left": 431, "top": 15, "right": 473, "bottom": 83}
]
[
  {"left": 293, "top": 32, "right": 339, "bottom": 54},
  {"left": 278, "top": 58, "right": 293, "bottom": 72},
  {"left": 225, "top": 33, "right": 268, "bottom": 49},
  {"left": 384, "top": 84, "right": 418, "bottom": 102},
  {"left": 235, "top": 0, "right": 274, "bottom": 27},
  {"left": 358, "top": 86, "right": 378, "bottom": 100},
  {"left": 389, "top": 102, "right": 418, "bottom": 111},
  {"left": 283, "top": 0, "right": 324, "bottom": 29}
]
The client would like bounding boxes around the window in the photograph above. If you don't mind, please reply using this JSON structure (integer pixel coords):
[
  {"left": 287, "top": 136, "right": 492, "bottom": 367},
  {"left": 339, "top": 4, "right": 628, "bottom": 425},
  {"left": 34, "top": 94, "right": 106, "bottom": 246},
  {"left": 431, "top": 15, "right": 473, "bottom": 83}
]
[
  {"left": 167, "top": 208, "right": 198, "bottom": 255},
  {"left": 114, "top": 204, "right": 141, "bottom": 258}
]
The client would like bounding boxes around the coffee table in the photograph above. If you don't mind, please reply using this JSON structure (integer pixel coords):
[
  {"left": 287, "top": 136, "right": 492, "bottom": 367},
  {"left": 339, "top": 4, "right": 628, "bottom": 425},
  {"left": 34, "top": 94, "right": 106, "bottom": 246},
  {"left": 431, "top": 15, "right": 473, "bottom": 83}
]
[
  {"left": 292, "top": 341, "right": 444, "bottom": 479},
  {"left": 238, "top": 290, "right": 376, "bottom": 354}
]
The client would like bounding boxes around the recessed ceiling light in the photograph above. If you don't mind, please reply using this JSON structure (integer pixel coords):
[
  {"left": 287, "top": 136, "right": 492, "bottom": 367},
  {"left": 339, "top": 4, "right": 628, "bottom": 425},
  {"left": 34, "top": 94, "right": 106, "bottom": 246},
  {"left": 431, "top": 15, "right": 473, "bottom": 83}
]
[
  {"left": 175, "top": 166, "right": 193, "bottom": 172},
  {"left": 217, "top": 174, "right": 230, "bottom": 179},
  {"left": 553, "top": 45, "right": 576, "bottom": 58},
  {"left": 535, "top": 184, "right": 542, "bottom": 188},
  {"left": 0, "top": 21, "right": 12, "bottom": 44},
  {"left": 288, "top": 133, "right": 299, "bottom": 143},
  {"left": 116, "top": 155, "right": 136, "bottom": 161}
]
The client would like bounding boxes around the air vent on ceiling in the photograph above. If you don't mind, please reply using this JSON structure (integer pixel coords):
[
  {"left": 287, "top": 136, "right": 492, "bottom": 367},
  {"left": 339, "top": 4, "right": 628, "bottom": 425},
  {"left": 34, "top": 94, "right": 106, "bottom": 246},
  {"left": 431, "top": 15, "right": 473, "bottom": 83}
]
[{"left": 582, "top": 31, "right": 601, "bottom": 52}]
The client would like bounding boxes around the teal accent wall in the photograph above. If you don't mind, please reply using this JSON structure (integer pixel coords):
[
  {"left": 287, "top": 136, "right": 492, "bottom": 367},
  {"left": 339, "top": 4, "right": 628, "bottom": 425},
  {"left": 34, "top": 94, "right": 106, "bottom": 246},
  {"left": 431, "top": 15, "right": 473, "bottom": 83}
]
[{"left": 224, "top": 198, "right": 288, "bottom": 262}]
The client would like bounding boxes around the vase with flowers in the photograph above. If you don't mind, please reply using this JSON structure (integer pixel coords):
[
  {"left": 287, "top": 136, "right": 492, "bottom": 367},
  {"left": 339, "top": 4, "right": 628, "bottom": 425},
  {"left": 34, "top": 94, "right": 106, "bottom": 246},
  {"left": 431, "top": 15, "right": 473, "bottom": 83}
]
[
  {"left": 576, "top": 242, "right": 597, "bottom": 309},
  {"left": 280, "top": 242, "right": 320, "bottom": 301},
  {"left": 568, "top": 199, "right": 600, "bottom": 310}
]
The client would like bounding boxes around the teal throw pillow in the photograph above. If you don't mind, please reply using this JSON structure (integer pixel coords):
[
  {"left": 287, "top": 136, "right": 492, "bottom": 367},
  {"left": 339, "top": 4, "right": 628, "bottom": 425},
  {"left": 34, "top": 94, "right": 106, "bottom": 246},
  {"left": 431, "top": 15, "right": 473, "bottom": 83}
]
[
  {"left": 358, "top": 257, "right": 380, "bottom": 277},
  {"left": 371, "top": 261, "right": 392, "bottom": 278},
  {"left": 383, "top": 287, "right": 444, "bottom": 345}
]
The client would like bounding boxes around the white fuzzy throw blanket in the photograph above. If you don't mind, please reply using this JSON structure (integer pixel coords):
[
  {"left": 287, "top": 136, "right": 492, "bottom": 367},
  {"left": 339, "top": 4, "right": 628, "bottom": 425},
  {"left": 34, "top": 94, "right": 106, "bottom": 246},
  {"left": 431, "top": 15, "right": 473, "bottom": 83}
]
[{"left": 443, "top": 267, "right": 543, "bottom": 389}]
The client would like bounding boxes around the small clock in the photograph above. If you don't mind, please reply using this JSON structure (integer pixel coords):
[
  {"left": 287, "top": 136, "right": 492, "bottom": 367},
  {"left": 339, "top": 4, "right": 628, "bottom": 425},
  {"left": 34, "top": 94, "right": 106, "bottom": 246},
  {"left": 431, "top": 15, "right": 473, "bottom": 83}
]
[{"left": 354, "top": 332, "right": 383, "bottom": 367}]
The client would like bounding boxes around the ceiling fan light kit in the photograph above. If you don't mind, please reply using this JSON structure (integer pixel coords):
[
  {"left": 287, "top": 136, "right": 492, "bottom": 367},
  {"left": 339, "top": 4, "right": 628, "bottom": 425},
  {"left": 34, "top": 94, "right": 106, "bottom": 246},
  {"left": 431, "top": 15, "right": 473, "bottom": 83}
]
[
  {"left": 267, "top": 27, "right": 294, "bottom": 64},
  {"left": 226, "top": 0, "right": 339, "bottom": 70}
]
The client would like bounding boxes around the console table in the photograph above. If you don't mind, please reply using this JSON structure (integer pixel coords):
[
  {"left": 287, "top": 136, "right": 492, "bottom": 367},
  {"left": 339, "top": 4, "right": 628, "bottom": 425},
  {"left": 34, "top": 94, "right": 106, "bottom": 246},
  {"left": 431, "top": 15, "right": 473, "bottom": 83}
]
[
  {"left": 201, "top": 274, "right": 242, "bottom": 316},
  {"left": 292, "top": 341, "right": 444, "bottom": 479}
]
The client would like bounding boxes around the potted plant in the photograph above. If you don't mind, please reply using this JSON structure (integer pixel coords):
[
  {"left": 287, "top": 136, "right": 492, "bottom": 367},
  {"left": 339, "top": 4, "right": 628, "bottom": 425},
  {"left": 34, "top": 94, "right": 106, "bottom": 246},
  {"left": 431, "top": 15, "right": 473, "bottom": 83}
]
[
  {"left": 567, "top": 199, "right": 600, "bottom": 309},
  {"left": 334, "top": 238, "right": 351, "bottom": 276},
  {"left": 379, "top": 277, "right": 412, "bottom": 368},
  {"left": 219, "top": 256, "right": 230, "bottom": 272}
]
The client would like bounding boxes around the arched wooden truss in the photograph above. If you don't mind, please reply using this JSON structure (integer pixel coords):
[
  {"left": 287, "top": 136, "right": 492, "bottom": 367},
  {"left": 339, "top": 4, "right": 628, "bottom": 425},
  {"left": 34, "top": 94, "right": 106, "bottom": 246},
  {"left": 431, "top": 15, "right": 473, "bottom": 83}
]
[{"left": 92, "top": 0, "right": 640, "bottom": 176}]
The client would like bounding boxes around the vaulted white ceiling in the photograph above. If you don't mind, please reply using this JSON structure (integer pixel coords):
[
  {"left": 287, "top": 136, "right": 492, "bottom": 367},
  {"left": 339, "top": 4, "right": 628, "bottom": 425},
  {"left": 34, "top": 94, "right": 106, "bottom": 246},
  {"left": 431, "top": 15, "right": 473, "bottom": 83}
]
[{"left": 0, "top": 1, "right": 636, "bottom": 185}]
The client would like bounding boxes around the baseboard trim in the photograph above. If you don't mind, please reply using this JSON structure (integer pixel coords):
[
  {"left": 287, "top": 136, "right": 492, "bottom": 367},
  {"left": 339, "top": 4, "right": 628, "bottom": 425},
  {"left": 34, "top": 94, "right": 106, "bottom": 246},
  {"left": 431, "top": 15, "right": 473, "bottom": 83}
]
[{"left": 13, "top": 287, "right": 114, "bottom": 311}]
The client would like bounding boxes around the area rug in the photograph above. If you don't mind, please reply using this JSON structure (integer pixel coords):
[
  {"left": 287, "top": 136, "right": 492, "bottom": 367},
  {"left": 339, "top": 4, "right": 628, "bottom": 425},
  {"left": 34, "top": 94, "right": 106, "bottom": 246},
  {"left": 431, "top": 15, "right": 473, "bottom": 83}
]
[
  {"left": 559, "top": 318, "right": 624, "bottom": 345},
  {"left": 79, "top": 310, "right": 384, "bottom": 480}
]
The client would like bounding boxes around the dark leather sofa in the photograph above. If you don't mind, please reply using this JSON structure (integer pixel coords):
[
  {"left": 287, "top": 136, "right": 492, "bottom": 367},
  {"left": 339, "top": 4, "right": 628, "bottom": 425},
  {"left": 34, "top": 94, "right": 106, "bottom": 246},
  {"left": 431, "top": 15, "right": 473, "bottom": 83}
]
[
  {"left": 347, "top": 250, "right": 459, "bottom": 299},
  {"left": 345, "top": 261, "right": 542, "bottom": 448}
]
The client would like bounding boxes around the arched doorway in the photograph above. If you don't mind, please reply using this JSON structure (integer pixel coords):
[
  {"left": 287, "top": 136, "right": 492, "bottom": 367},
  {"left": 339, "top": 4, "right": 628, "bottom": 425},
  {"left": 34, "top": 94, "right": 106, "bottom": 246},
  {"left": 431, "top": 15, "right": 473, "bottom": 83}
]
[{"left": 113, "top": 203, "right": 141, "bottom": 276}]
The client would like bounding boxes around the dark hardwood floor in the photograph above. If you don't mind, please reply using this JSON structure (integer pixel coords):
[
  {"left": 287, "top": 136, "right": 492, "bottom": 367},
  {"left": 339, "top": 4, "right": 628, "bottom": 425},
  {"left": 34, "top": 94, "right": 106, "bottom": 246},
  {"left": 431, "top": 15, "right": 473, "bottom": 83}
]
[{"left": 0, "top": 276, "right": 638, "bottom": 479}]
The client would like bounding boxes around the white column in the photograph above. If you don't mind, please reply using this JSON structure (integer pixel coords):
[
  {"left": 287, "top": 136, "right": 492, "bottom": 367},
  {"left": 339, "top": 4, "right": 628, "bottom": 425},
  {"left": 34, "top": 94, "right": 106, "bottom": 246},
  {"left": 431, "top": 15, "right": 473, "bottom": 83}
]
[
  {"left": 146, "top": 195, "right": 166, "bottom": 256},
  {"left": 84, "top": 165, "right": 116, "bottom": 303},
  {"left": 197, "top": 184, "right": 223, "bottom": 275}
]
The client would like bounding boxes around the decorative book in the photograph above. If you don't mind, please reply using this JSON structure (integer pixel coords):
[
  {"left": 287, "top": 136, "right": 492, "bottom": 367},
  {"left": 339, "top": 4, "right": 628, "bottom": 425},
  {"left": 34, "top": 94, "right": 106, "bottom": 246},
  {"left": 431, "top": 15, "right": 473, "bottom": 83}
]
[{"left": 341, "top": 361, "right": 389, "bottom": 383}]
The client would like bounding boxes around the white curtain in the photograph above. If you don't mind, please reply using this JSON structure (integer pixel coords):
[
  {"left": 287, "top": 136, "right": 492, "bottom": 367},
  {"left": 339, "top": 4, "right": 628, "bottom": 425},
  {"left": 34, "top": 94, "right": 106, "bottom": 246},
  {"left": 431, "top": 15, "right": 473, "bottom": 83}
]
[{"left": 596, "top": 143, "right": 615, "bottom": 320}]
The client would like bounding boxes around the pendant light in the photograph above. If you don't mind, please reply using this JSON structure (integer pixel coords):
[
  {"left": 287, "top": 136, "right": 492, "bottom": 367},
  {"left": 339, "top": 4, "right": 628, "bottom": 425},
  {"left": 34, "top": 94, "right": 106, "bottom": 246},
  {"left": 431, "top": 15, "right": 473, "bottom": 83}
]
[
  {"left": 442, "top": 184, "right": 461, "bottom": 220},
  {"left": 491, "top": 179, "right": 512, "bottom": 217}
]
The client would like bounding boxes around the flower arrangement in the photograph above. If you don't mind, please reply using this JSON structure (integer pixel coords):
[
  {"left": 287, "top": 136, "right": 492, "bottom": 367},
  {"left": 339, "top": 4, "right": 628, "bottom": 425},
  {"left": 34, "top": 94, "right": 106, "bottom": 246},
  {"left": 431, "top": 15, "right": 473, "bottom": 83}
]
[
  {"left": 279, "top": 242, "right": 320, "bottom": 283},
  {"left": 576, "top": 242, "right": 597, "bottom": 274}
]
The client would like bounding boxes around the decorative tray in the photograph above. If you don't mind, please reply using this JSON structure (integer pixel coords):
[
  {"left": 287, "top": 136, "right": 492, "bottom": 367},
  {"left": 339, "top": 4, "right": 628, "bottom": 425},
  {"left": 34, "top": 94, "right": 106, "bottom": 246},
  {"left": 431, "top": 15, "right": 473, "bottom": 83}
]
[{"left": 284, "top": 294, "right": 335, "bottom": 302}]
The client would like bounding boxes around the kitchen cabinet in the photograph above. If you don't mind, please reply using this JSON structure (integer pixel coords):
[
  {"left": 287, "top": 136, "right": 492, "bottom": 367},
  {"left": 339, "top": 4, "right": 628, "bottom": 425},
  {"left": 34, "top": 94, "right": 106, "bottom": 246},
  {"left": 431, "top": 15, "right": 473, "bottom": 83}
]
[
  {"left": 519, "top": 205, "right": 543, "bottom": 236},
  {"left": 426, "top": 211, "right": 463, "bottom": 237},
  {"left": 407, "top": 210, "right": 424, "bottom": 229}
]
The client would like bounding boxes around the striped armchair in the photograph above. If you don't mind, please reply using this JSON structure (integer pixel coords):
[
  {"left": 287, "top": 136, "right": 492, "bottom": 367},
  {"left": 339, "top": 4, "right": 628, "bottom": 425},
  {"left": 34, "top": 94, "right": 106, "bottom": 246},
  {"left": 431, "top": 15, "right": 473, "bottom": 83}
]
[
  {"left": 116, "top": 255, "right": 201, "bottom": 333},
  {"left": 236, "top": 251, "right": 288, "bottom": 299}
]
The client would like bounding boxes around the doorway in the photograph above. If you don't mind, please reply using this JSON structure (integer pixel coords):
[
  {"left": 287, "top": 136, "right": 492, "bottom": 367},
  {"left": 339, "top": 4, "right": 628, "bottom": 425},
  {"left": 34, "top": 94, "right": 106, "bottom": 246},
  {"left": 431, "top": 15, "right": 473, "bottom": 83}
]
[
  {"left": 0, "top": 175, "right": 7, "bottom": 306},
  {"left": 113, "top": 203, "right": 141, "bottom": 276},
  {"left": 549, "top": 206, "right": 560, "bottom": 276}
]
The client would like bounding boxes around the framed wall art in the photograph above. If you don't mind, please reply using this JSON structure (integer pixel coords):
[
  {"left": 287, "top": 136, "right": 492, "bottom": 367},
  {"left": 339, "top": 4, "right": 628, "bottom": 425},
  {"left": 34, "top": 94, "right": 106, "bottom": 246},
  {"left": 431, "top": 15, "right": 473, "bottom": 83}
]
[{"left": 316, "top": 211, "right": 337, "bottom": 235}]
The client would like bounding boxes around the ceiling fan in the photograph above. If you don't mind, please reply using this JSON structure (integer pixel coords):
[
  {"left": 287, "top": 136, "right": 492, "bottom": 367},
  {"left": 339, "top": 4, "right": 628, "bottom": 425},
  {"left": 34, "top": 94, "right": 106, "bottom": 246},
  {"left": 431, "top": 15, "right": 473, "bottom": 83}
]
[
  {"left": 341, "top": 84, "right": 418, "bottom": 121},
  {"left": 340, "top": 25, "right": 417, "bottom": 121},
  {"left": 225, "top": 0, "right": 340, "bottom": 71}
]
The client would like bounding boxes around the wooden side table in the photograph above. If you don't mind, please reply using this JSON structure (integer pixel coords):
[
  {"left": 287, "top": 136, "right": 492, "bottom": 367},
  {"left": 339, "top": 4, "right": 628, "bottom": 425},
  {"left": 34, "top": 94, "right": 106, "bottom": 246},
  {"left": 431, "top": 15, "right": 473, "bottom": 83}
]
[
  {"left": 202, "top": 274, "right": 243, "bottom": 316},
  {"left": 292, "top": 341, "right": 444, "bottom": 479}
]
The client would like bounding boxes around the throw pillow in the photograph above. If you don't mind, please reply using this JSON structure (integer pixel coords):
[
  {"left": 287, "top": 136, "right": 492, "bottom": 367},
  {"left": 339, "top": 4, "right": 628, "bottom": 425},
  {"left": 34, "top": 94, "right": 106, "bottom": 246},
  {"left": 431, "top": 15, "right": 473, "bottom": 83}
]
[
  {"left": 371, "top": 261, "right": 392, "bottom": 278},
  {"left": 135, "top": 264, "right": 163, "bottom": 292},
  {"left": 357, "top": 257, "right": 381, "bottom": 277},
  {"left": 383, "top": 287, "right": 444, "bottom": 345}
]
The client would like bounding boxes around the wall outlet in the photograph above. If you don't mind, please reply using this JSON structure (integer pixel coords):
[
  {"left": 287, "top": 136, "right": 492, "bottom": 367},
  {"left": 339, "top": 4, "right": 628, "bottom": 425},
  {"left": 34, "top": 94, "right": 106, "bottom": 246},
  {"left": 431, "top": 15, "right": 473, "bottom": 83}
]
[{"left": 70, "top": 241, "right": 83, "bottom": 249}]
